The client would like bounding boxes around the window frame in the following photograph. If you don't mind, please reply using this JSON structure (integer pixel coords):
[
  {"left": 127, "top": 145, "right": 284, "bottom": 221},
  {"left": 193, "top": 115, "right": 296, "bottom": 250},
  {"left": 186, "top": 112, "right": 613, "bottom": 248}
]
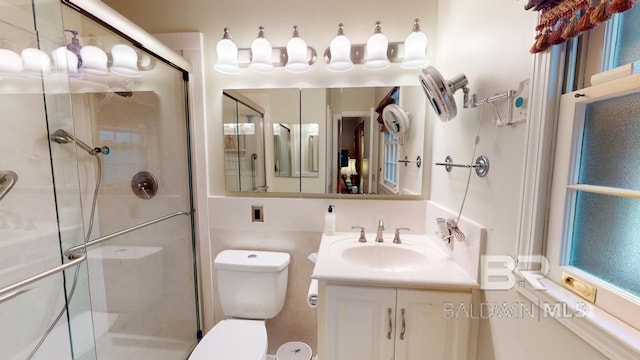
[
  {"left": 546, "top": 74, "right": 640, "bottom": 331},
  {"left": 517, "top": 9, "right": 640, "bottom": 358},
  {"left": 381, "top": 129, "right": 399, "bottom": 193}
]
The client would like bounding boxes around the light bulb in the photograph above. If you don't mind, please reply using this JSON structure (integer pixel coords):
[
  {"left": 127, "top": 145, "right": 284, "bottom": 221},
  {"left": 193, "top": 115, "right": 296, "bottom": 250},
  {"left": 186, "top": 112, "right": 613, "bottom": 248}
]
[
  {"left": 249, "top": 26, "right": 274, "bottom": 73},
  {"left": 110, "top": 44, "right": 141, "bottom": 77},
  {"left": 215, "top": 28, "right": 240, "bottom": 74},
  {"left": 327, "top": 23, "right": 353, "bottom": 72},
  {"left": 285, "top": 25, "right": 310, "bottom": 73},
  {"left": 21, "top": 47, "right": 51, "bottom": 77},
  {"left": 0, "top": 40, "right": 24, "bottom": 77},
  {"left": 401, "top": 18, "right": 428, "bottom": 69},
  {"left": 364, "top": 21, "right": 389, "bottom": 70}
]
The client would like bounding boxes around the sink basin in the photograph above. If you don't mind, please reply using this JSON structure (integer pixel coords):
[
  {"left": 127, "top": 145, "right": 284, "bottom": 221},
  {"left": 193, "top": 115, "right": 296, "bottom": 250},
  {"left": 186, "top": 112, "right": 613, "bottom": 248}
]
[
  {"left": 340, "top": 244, "right": 428, "bottom": 272},
  {"left": 313, "top": 231, "right": 481, "bottom": 288}
]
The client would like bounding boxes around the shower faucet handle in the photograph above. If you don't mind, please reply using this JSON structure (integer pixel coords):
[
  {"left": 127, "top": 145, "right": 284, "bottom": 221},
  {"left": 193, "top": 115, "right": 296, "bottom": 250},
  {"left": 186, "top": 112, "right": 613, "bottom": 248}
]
[{"left": 351, "top": 226, "right": 367, "bottom": 242}]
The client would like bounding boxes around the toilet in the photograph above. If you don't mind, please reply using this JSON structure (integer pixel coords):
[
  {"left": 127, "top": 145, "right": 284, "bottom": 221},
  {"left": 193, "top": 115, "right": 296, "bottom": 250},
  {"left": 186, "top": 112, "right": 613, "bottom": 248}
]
[{"left": 189, "top": 249, "right": 290, "bottom": 360}]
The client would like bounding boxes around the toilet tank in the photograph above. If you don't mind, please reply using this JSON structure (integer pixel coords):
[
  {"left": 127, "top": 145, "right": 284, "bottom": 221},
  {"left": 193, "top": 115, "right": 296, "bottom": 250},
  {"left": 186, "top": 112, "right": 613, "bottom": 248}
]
[{"left": 214, "top": 250, "right": 290, "bottom": 319}]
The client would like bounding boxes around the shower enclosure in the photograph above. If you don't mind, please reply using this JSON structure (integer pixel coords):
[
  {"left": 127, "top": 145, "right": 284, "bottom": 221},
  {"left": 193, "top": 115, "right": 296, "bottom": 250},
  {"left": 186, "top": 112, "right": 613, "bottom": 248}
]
[
  {"left": 223, "top": 92, "right": 267, "bottom": 192},
  {"left": 0, "top": 0, "right": 200, "bottom": 359}
]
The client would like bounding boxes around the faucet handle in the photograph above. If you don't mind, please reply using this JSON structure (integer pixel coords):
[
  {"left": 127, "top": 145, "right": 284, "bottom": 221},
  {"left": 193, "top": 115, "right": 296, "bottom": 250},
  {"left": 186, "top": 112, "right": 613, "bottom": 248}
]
[
  {"left": 351, "top": 226, "right": 367, "bottom": 242},
  {"left": 378, "top": 219, "right": 385, "bottom": 230},
  {"left": 393, "top": 227, "right": 411, "bottom": 244}
]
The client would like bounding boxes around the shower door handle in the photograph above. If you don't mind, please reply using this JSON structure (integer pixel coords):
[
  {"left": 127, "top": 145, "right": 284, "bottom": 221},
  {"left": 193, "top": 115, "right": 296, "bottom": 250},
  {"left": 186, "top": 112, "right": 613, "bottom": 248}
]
[
  {"left": 0, "top": 254, "right": 86, "bottom": 302},
  {"left": 0, "top": 170, "right": 18, "bottom": 202}
]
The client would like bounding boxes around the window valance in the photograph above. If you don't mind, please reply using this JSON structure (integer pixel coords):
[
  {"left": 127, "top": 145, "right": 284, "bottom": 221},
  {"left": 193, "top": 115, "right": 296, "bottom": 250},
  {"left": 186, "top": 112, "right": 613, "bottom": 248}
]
[{"left": 525, "top": 0, "right": 637, "bottom": 53}]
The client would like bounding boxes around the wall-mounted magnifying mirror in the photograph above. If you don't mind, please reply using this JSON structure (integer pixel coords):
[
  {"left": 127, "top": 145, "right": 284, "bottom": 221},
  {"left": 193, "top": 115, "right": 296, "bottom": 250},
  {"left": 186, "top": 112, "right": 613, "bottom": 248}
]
[
  {"left": 419, "top": 66, "right": 469, "bottom": 122},
  {"left": 221, "top": 85, "right": 429, "bottom": 197},
  {"left": 382, "top": 104, "right": 410, "bottom": 136}
]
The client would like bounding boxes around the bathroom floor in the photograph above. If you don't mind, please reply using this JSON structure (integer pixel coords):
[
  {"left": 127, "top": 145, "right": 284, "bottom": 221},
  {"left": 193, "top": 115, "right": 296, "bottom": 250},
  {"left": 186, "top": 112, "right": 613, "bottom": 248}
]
[{"left": 90, "top": 333, "right": 193, "bottom": 360}]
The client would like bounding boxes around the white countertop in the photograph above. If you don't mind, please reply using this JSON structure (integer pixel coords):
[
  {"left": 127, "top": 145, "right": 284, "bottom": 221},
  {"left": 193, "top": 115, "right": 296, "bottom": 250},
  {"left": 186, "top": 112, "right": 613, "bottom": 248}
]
[{"left": 312, "top": 232, "right": 479, "bottom": 290}]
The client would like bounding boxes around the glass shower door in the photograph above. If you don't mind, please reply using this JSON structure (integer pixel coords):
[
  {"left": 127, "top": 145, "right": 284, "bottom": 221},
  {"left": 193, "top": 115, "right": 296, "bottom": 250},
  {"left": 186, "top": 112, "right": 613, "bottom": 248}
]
[
  {"left": 223, "top": 93, "right": 267, "bottom": 192},
  {"left": 59, "top": 4, "right": 200, "bottom": 359},
  {"left": 0, "top": 0, "right": 96, "bottom": 359}
]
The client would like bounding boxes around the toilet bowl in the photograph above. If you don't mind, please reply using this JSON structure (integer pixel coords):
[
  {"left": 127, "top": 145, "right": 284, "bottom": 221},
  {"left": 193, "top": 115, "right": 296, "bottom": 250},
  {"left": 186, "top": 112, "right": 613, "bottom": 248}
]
[
  {"left": 188, "top": 319, "right": 267, "bottom": 360},
  {"left": 188, "top": 249, "right": 290, "bottom": 360}
]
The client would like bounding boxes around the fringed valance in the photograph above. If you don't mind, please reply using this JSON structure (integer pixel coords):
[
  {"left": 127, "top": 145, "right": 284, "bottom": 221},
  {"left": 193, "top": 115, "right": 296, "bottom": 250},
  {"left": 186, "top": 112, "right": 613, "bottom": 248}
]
[{"left": 525, "top": 0, "right": 638, "bottom": 53}]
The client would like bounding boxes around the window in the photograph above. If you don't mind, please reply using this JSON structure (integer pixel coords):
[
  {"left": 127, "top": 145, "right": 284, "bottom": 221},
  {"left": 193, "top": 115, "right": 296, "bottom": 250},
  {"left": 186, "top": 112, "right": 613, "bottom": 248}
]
[
  {"left": 568, "top": 92, "right": 640, "bottom": 298},
  {"left": 98, "top": 127, "right": 150, "bottom": 185},
  {"left": 382, "top": 129, "right": 398, "bottom": 192},
  {"left": 605, "top": 4, "right": 640, "bottom": 70},
  {"left": 521, "top": 6, "right": 640, "bottom": 355},
  {"left": 547, "top": 72, "right": 640, "bottom": 332}
]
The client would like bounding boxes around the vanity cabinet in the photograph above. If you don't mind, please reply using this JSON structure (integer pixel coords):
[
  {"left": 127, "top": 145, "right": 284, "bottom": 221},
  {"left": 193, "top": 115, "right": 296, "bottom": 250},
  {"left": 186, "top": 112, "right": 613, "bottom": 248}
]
[{"left": 322, "top": 284, "right": 471, "bottom": 360}]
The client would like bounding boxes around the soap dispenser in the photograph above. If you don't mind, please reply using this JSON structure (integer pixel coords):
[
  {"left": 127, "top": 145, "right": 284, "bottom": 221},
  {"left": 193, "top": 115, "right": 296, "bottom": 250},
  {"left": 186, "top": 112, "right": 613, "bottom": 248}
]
[{"left": 325, "top": 205, "right": 336, "bottom": 235}]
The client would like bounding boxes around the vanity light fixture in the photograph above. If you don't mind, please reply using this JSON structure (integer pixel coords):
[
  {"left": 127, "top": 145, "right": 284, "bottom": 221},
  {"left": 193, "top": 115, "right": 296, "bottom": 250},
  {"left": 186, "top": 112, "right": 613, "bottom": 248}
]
[
  {"left": 214, "top": 26, "right": 317, "bottom": 74},
  {"left": 249, "top": 26, "right": 274, "bottom": 73},
  {"left": 327, "top": 23, "right": 353, "bottom": 72},
  {"left": 364, "top": 21, "right": 389, "bottom": 70},
  {"left": 215, "top": 28, "right": 240, "bottom": 74},
  {"left": 401, "top": 18, "right": 428, "bottom": 69},
  {"left": 285, "top": 25, "right": 311, "bottom": 73},
  {"left": 324, "top": 19, "right": 427, "bottom": 71}
]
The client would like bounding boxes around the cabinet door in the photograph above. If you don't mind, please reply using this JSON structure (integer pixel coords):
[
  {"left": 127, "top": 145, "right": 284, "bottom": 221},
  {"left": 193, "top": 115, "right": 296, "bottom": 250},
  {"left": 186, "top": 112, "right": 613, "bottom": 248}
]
[
  {"left": 325, "top": 285, "right": 396, "bottom": 360},
  {"left": 395, "top": 290, "right": 471, "bottom": 360}
]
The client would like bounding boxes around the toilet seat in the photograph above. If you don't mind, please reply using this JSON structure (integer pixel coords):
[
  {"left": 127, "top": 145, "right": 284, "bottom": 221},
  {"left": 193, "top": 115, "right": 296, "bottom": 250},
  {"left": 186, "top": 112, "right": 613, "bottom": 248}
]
[{"left": 188, "top": 319, "right": 267, "bottom": 360}]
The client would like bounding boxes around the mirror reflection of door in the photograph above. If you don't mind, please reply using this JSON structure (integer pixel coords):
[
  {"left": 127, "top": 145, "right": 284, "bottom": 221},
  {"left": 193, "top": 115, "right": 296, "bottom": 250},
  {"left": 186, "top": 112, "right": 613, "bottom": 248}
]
[
  {"left": 336, "top": 110, "right": 376, "bottom": 194},
  {"left": 223, "top": 92, "right": 267, "bottom": 192}
]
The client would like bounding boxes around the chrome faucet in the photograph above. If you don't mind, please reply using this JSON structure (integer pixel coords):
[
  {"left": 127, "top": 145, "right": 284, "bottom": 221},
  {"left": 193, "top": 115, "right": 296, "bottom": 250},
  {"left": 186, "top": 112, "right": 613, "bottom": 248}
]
[
  {"left": 393, "top": 227, "right": 411, "bottom": 244},
  {"left": 375, "top": 219, "right": 385, "bottom": 242},
  {"left": 351, "top": 226, "right": 367, "bottom": 242}
]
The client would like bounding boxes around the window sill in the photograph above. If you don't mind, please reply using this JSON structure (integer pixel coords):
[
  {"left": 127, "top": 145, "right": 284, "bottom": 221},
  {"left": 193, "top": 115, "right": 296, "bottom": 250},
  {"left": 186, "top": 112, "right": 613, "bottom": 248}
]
[
  {"left": 378, "top": 181, "right": 399, "bottom": 195},
  {"left": 517, "top": 277, "right": 640, "bottom": 359}
]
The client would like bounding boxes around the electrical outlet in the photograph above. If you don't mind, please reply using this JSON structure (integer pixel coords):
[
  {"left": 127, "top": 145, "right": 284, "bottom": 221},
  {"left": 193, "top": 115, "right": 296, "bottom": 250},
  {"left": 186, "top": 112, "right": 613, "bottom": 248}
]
[{"left": 251, "top": 205, "right": 264, "bottom": 222}]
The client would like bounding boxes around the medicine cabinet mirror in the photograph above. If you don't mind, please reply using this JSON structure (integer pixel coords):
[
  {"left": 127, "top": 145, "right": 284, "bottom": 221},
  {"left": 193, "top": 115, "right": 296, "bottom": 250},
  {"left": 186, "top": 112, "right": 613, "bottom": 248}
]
[{"left": 221, "top": 86, "right": 428, "bottom": 197}]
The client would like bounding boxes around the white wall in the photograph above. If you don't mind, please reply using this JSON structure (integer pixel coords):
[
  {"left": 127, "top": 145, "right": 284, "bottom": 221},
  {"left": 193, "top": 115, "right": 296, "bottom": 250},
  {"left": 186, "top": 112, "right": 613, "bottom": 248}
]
[{"left": 430, "top": 0, "right": 604, "bottom": 358}]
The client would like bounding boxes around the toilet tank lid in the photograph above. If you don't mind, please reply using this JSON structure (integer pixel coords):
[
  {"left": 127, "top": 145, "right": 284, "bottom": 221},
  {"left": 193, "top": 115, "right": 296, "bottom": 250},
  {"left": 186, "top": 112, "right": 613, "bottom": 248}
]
[{"left": 214, "top": 250, "right": 290, "bottom": 271}]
